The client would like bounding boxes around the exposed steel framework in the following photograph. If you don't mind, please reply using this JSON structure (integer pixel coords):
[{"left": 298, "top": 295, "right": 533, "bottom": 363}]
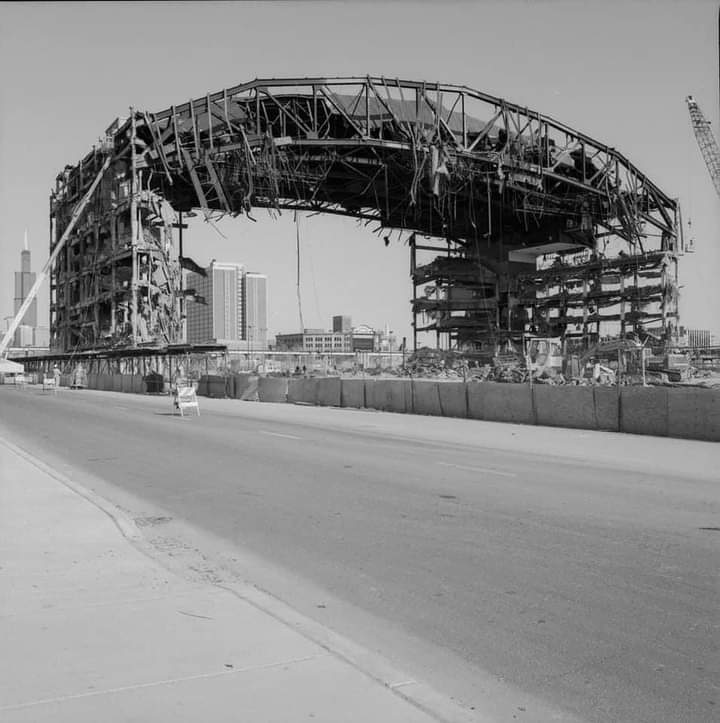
[{"left": 50, "top": 76, "right": 681, "bottom": 353}]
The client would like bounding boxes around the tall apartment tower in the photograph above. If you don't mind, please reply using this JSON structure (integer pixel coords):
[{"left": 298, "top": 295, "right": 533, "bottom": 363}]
[
  {"left": 185, "top": 263, "right": 268, "bottom": 348},
  {"left": 333, "top": 315, "right": 352, "bottom": 333},
  {"left": 12, "top": 232, "right": 37, "bottom": 346},
  {"left": 186, "top": 261, "right": 245, "bottom": 344},
  {"left": 245, "top": 272, "right": 268, "bottom": 348}
]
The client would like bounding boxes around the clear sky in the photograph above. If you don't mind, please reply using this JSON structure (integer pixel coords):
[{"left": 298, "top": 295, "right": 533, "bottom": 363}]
[{"left": 1, "top": 0, "right": 718, "bottom": 343}]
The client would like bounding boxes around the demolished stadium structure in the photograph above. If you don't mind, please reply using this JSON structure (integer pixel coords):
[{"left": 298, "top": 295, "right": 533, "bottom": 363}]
[{"left": 49, "top": 77, "right": 682, "bottom": 353}]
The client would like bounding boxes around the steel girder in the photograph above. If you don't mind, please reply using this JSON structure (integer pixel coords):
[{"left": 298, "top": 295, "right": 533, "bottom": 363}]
[{"left": 128, "top": 76, "right": 678, "bottom": 249}]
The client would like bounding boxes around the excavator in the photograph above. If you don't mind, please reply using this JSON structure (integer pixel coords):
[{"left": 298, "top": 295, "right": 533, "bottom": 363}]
[{"left": 576, "top": 338, "right": 644, "bottom": 384}]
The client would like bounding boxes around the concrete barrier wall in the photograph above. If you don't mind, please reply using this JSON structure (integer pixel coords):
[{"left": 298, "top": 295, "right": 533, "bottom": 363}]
[
  {"left": 316, "top": 377, "right": 342, "bottom": 407},
  {"left": 258, "top": 376, "right": 288, "bottom": 403},
  {"left": 73, "top": 366, "right": 718, "bottom": 441},
  {"left": 231, "top": 373, "right": 259, "bottom": 401},
  {"left": 534, "top": 385, "right": 596, "bottom": 430},
  {"left": 364, "top": 379, "right": 412, "bottom": 413},
  {"left": 467, "top": 383, "right": 534, "bottom": 425},
  {"left": 666, "top": 387, "right": 720, "bottom": 442},
  {"left": 412, "top": 380, "right": 442, "bottom": 416},
  {"left": 196, "top": 375, "right": 227, "bottom": 398},
  {"left": 466, "top": 383, "right": 486, "bottom": 420},
  {"left": 437, "top": 381, "right": 468, "bottom": 419},
  {"left": 620, "top": 386, "right": 668, "bottom": 437},
  {"left": 287, "top": 378, "right": 316, "bottom": 405},
  {"left": 240, "top": 375, "right": 259, "bottom": 401},
  {"left": 340, "top": 379, "right": 366, "bottom": 408},
  {"left": 231, "top": 374, "right": 248, "bottom": 399},
  {"left": 592, "top": 387, "right": 619, "bottom": 432},
  {"left": 205, "top": 375, "right": 228, "bottom": 398}
]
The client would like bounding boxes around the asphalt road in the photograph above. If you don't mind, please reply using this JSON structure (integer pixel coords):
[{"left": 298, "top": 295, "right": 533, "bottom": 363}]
[{"left": 1, "top": 386, "right": 718, "bottom": 722}]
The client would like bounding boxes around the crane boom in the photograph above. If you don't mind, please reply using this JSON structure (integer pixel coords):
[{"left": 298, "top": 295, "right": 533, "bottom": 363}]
[
  {"left": 0, "top": 154, "right": 112, "bottom": 358},
  {"left": 686, "top": 95, "right": 720, "bottom": 199}
]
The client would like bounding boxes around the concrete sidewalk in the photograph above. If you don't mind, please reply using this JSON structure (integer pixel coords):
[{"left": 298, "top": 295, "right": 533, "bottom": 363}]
[{"left": 0, "top": 438, "right": 463, "bottom": 723}]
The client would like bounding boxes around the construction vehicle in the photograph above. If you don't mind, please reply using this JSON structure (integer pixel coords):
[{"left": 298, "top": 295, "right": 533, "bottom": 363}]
[
  {"left": 524, "top": 336, "right": 563, "bottom": 377},
  {"left": 576, "top": 338, "right": 645, "bottom": 383},
  {"left": 645, "top": 351, "right": 692, "bottom": 382}
]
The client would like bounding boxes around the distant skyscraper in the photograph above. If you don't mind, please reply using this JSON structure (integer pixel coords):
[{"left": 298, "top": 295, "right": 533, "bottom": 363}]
[
  {"left": 12, "top": 231, "right": 37, "bottom": 346},
  {"left": 17, "top": 325, "right": 34, "bottom": 347},
  {"left": 14, "top": 232, "right": 37, "bottom": 325},
  {"left": 185, "top": 262, "right": 268, "bottom": 347},
  {"left": 245, "top": 272, "right": 268, "bottom": 348},
  {"left": 34, "top": 326, "right": 50, "bottom": 347},
  {"left": 333, "top": 315, "right": 352, "bottom": 333},
  {"left": 186, "top": 261, "right": 245, "bottom": 344}
]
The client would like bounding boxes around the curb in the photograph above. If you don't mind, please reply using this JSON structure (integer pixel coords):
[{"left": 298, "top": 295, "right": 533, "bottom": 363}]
[
  {"left": 0, "top": 436, "right": 142, "bottom": 543},
  {"left": 218, "top": 580, "right": 484, "bottom": 723},
  {"left": 0, "top": 435, "right": 480, "bottom": 723}
]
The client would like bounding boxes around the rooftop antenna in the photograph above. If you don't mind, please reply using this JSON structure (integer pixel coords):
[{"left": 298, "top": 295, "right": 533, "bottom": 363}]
[{"left": 23, "top": 228, "right": 28, "bottom": 251}]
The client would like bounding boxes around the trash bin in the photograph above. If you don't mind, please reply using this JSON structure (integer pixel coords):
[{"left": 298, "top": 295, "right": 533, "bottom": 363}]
[{"left": 143, "top": 372, "right": 164, "bottom": 394}]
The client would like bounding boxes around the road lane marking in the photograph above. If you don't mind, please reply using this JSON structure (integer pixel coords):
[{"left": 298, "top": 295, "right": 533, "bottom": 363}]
[
  {"left": 259, "top": 430, "right": 303, "bottom": 440},
  {"left": 437, "top": 461, "right": 516, "bottom": 477}
]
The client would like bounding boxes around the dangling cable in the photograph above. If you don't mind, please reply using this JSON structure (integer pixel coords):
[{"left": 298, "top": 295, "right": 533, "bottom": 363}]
[{"left": 295, "top": 211, "right": 305, "bottom": 331}]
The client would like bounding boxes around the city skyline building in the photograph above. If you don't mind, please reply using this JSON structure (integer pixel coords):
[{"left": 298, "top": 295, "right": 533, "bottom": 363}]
[
  {"left": 275, "top": 316, "right": 398, "bottom": 353},
  {"left": 33, "top": 326, "right": 50, "bottom": 347},
  {"left": 678, "top": 327, "right": 718, "bottom": 348},
  {"left": 185, "top": 261, "right": 268, "bottom": 348},
  {"left": 186, "top": 261, "right": 244, "bottom": 345},
  {"left": 11, "top": 231, "right": 38, "bottom": 347},
  {"left": 332, "top": 315, "right": 352, "bottom": 333},
  {"left": 245, "top": 272, "right": 268, "bottom": 348}
]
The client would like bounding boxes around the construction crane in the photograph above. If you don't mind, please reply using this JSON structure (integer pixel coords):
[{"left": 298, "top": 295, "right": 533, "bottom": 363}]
[
  {"left": 686, "top": 95, "right": 720, "bottom": 200},
  {"left": 0, "top": 154, "right": 112, "bottom": 359}
]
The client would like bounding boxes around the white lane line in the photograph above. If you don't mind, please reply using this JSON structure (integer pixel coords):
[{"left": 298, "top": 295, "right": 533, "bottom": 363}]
[
  {"left": 259, "top": 430, "right": 303, "bottom": 440},
  {"left": 437, "top": 461, "right": 517, "bottom": 478}
]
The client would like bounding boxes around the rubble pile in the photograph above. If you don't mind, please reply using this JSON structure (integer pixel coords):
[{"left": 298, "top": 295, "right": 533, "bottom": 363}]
[
  {"left": 396, "top": 347, "right": 531, "bottom": 383},
  {"left": 397, "top": 347, "right": 469, "bottom": 379}
]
